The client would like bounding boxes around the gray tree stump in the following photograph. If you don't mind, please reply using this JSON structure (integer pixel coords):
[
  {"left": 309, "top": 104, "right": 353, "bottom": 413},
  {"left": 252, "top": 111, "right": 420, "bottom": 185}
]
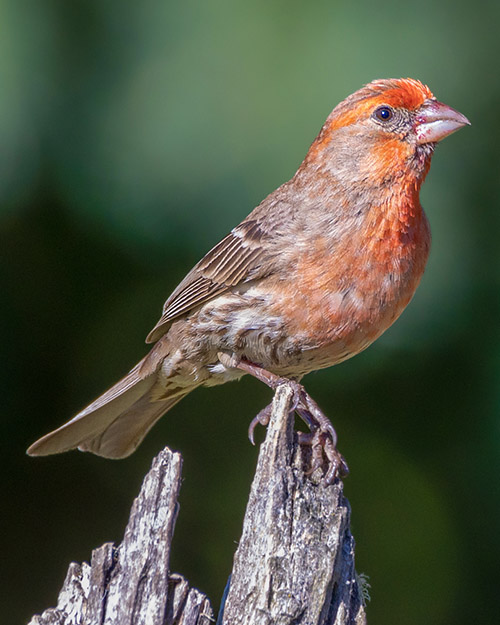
[{"left": 28, "top": 383, "right": 367, "bottom": 625}]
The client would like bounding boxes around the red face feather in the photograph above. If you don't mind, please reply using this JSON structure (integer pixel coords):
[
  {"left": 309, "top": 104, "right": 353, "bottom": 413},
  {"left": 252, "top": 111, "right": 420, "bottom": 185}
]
[
  {"left": 302, "top": 78, "right": 448, "bottom": 191},
  {"left": 314, "top": 78, "right": 434, "bottom": 141},
  {"left": 357, "top": 78, "right": 434, "bottom": 109}
]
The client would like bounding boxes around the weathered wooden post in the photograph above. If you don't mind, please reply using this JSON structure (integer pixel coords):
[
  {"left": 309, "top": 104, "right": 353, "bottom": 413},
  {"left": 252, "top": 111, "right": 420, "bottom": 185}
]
[{"left": 28, "top": 384, "right": 366, "bottom": 625}]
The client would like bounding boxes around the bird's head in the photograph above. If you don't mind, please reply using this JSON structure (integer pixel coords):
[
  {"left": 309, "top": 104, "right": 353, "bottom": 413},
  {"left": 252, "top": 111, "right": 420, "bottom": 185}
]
[{"left": 302, "top": 78, "right": 470, "bottom": 190}]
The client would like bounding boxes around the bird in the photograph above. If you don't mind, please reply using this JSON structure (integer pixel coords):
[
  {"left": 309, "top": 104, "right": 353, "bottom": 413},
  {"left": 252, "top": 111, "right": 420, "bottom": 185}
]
[{"left": 27, "top": 78, "right": 470, "bottom": 483}]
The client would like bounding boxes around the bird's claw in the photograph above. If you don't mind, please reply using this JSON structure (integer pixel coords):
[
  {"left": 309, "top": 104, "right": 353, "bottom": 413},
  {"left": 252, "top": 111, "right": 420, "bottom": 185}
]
[{"left": 248, "top": 404, "right": 272, "bottom": 445}]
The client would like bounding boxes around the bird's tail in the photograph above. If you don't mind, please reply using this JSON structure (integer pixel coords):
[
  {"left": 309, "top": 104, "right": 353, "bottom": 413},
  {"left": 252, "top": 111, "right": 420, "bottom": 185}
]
[{"left": 27, "top": 359, "right": 194, "bottom": 459}]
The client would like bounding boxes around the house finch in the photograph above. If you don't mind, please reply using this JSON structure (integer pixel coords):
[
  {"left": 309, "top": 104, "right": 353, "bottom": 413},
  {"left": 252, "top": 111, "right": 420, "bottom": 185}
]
[{"left": 28, "top": 78, "right": 469, "bottom": 482}]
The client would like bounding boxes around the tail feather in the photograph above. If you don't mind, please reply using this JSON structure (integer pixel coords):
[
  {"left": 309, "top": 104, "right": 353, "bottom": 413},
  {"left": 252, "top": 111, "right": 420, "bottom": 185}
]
[
  {"left": 27, "top": 360, "right": 192, "bottom": 458},
  {"left": 78, "top": 391, "right": 188, "bottom": 458}
]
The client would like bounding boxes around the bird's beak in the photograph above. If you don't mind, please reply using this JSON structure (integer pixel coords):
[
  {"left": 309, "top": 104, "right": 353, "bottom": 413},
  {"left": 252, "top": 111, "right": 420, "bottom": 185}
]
[{"left": 415, "top": 99, "right": 470, "bottom": 144}]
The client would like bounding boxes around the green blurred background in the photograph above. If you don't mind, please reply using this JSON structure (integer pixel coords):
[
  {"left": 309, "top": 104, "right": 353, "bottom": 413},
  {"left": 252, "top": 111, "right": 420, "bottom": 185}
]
[{"left": 1, "top": 0, "right": 499, "bottom": 623}]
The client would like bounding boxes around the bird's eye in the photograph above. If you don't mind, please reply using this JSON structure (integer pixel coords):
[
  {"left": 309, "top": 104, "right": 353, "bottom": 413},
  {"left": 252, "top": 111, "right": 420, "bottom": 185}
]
[{"left": 374, "top": 106, "right": 394, "bottom": 122}]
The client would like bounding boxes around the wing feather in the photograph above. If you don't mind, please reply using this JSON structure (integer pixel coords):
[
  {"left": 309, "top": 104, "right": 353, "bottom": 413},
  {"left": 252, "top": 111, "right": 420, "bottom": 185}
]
[{"left": 146, "top": 219, "right": 270, "bottom": 343}]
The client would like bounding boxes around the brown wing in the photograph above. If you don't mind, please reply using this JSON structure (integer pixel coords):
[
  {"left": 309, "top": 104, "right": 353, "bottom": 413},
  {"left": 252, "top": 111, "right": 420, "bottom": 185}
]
[{"left": 146, "top": 219, "right": 271, "bottom": 343}]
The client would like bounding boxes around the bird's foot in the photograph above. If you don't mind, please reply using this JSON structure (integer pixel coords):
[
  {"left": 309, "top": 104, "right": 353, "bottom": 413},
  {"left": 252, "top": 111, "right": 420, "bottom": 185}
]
[
  {"left": 233, "top": 357, "right": 348, "bottom": 484},
  {"left": 291, "top": 382, "right": 349, "bottom": 484},
  {"left": 296, "top": 428, "right": 349, "bottom": 484}
]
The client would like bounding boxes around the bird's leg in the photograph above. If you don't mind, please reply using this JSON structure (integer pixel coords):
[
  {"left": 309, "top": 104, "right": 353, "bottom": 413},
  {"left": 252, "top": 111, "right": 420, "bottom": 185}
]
[{"left": 218, "top": 353, "right": 348, "bottom": 483}]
